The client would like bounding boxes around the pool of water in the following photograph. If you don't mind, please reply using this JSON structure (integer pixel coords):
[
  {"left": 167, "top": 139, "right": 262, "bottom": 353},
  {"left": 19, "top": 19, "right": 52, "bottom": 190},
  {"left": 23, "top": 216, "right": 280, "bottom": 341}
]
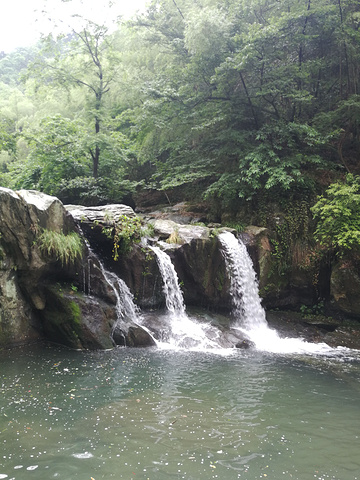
[{"left": 1, "top": 343, "right": 360, "bottom": 480}]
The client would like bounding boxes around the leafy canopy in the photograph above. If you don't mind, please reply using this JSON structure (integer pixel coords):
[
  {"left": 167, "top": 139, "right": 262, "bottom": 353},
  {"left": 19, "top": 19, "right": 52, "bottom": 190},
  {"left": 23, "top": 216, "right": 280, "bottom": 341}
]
[{"left": 311, "top": 175, "right": 360, "bottom": 255}]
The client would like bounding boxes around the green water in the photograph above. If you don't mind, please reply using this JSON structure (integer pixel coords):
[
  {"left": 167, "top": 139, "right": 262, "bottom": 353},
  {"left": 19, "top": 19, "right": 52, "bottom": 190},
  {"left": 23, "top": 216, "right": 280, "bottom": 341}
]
[{"left": 1, "top": 344, "right": 360, "bottom": 480}]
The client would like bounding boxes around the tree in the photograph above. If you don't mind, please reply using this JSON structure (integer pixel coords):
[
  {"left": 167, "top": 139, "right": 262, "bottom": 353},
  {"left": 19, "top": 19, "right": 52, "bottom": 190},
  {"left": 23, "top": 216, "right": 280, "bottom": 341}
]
[
  {"left": 123, "top": 0, "right": 360, "bottom": 210},
  {"left": 28, "top": 20, "right": 121, "bottom": 178},
  {"left": 22, "top": 115, "right": 90, "bottom": 194}
]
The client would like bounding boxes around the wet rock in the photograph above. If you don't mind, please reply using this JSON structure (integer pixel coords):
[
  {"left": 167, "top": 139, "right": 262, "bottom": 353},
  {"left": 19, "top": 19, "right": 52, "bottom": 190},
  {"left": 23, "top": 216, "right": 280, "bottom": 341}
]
[
  {"left": 218, "top": 328, "right": 254, "bottom": 349},
  {"left": 41, "top": 286, "right": 116, "bottom": 350},
  {"left": 0, "top": 188, "right": 129, "bottom": 350},
  {"left": 330, "top": 259, "right": 360, "bottom": 317},
  {"left": 112, "top": 324, "right": 126, "bottom": 346},
  {"left": 65, "top": 204, "right": 136, "bottom": 225},
  {"left": 151, "top": 219, "right": 210, "bottom": 244},
  {"left": 235, "top": 339, "right": 254, "bottom": 349},
  {"left": 126, "top": 325, "right": 157, "bottom": 347},
  {"left": 172, "top": 236, "right": 231, "bottom": 310}
]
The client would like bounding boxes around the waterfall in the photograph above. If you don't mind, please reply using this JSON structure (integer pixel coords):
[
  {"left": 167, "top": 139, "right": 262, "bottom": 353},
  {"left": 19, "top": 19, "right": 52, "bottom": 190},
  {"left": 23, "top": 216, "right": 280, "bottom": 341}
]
[
  {"left": 150, "top": 245, "right": 222, "bottom": 350},
  {"left": 96, "top": 261, "right": 143, "bottom": 340},
  {"left": 218, "top": 231, "right": 335, "bottom": 354},
  {"left": 218, "top": 231, "right": 267, "bottom": 330},
  {"left": 100, "top": 267, "right": 140, "bottom": 323},
  {"left": 149, "top": 245, "right": 185, "bottom": 314}
]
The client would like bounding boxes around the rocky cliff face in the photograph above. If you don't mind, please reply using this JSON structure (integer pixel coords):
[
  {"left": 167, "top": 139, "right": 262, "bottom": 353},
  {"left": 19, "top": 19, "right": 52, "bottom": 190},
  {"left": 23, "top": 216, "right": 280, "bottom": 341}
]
[
  {"left": 0, "top": 188, "right": 152, "bottom": 349},
  {"left": 1, "top": 189, "right": 360, "bottom": 351}
]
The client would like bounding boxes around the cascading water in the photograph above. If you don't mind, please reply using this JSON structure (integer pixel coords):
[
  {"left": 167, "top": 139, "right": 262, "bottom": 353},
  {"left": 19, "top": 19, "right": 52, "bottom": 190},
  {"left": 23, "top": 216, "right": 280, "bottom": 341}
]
[
  {"left": 95, "top": 261, "right": 159, "bottom": 346},
  {"left": 101, "top": 267, "right": 140, "bottom": 323},
  {"left": 79, "top": 228, "right": 140, "bottom": 326},
  {"left": 149, "top": 245, "right": 222, "bottom": 350},
  {"left": 218, "top": 231, "right": 267, "bottom": 330},
  {"left": 218, "top": 231, "right": 336, "bottom": 354},
  {"left": 149, "top": 246, "right": 185, "bottom": 314}
]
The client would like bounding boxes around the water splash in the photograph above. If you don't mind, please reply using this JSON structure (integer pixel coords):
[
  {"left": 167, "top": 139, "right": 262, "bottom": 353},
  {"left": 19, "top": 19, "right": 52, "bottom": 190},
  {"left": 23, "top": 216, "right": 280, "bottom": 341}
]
[
  {"left": 150, "top": 245, "right": 223, "bottom": 351},
  {"left": 96, "top": 262, "right": 147, "bottom": 345},
  {"left": 218, "top": 231, "right": 267, "bottom": 329},
  {"left": 150, "top": 245, "right": 185, "bottom": 314},
  {"left": 100, "top": 267, "right": 140, "bottom": 323},
  {"left": 218, "top": 231, "right": 336, "bottom": 355}
]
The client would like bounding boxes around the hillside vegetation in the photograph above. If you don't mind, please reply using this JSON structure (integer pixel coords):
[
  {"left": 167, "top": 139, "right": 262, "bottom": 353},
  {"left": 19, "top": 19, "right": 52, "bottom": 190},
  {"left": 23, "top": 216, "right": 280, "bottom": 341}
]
[{"left": 0, "top": 0, "right": 359, "bottom": 258}]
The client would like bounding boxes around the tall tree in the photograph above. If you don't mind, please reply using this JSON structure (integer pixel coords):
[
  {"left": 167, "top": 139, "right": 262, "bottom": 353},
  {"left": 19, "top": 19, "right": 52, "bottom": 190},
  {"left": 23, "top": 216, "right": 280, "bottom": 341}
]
[{"left": 27, "top": 20, "right": 121, "bottom": 178}]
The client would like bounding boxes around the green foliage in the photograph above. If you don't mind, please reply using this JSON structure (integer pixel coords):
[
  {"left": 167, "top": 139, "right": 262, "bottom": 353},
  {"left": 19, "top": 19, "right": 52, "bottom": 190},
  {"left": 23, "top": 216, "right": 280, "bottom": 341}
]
[
  {"left": 0, "top": 118, "right": 17, "bottom": 156},
  {"left": 224, "top": 222, "right": 245, "bottom": 233},
  {"left": 1, "top": 0, "right": 360, "bottom": 217},
  {"left": 127, "top": 0, "right": 348, "bottom": 207},
  {"left": 37, "top": 229, "right": 83, "bottom": 265},
  {"left": 0, "top": 46, "right": 39, "bottom": 85},
  {"left": 26, "top": 20, "right": 122, "bottom": 179},
  {"left": 311, "top": 175, "right": 360, "bottom": 255},
  {"left": 101, "top": 215, "right": 142, "bottom": 260},
  {"left": 300, "top": 301, "right": 325, "bottom": 317},
  {"left": 270, "top": 200, "right": 313, "bottom": 277},
  {"left": 140, "top": 223, "right": 155, "bottom": 238},
  {"left": 22, "top": 115, "right": 90, "bottom": 194}
]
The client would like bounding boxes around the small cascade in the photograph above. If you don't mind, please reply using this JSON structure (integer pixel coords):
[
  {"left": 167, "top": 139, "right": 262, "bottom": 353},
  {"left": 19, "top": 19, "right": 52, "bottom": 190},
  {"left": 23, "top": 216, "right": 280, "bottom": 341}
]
[
  {"left": 218, "top": 231, "right": 267, "bottom": 329},
  {"left": 96, "top": 261, "right": 148, "bottom": 345},
  {"left": 149, "top": 245, "right": 222, "bottom": 350},
  {"left": 79, "top": 228, "right": 135, "bottom": 316},
  {"left": 87, "top": 258, "right": 92, "bottom": 295},
  {"left": 101, "top": 267, "right": 140, "bottom": 323},
  {"left": 149, "top": 245, "right": 185, "bottom": 314},
  {"left": 219, "top": 231, "right": 335, "bottom": 355}
]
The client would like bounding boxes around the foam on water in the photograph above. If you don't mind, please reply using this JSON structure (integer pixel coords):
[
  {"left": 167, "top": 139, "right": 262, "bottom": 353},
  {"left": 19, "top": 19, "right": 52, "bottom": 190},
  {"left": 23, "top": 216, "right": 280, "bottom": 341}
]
[
  {"left": 150, "top": 245, "right": 227, "bottom": 352},
  {"left": 218, "top": 231, "right": 350, "bottom": 356}
]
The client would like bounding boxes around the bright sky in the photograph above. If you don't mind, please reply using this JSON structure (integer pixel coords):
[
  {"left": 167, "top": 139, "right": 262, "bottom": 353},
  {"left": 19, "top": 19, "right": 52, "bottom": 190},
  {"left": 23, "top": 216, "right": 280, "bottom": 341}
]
[{"left": 0, "top": 0, "right": 147, "bottom": 53}]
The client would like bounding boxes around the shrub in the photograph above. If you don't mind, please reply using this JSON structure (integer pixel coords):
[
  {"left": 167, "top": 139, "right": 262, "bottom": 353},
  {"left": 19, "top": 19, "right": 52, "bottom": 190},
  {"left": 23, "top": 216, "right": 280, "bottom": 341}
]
[
  {"left": 101, "top": 215, "right": 142, "bottom": 260},
  {"left": 311, "top": 174, "right": 360, "bottom": 256}
]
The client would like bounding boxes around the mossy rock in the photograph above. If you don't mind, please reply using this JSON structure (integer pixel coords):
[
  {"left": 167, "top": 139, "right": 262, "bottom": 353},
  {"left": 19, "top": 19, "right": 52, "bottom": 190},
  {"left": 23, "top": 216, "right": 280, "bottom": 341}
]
[{"left": 41, "top": 284, "right": 115, "bottom": 349}]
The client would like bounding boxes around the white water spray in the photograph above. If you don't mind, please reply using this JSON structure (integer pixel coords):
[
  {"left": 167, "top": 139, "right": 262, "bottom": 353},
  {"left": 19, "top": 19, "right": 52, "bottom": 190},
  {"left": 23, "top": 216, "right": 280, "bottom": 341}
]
[
  {"left": 94, "top": 258, "right": 154, "bottom": 346},
  {"left": 218, "top": 231, "right": 335, "bottom": 355},
  {"left": 150, "top": 246, "right": 185, "bottom": 314},
  {"left": 218, "top": 232, "right": 267, "bottom": 330},
  {"left": 150, "top": 245, "right": 222, "bottom": 351},
  {"left": 100, "top": 266, "right": 140, "bottom": 323}
]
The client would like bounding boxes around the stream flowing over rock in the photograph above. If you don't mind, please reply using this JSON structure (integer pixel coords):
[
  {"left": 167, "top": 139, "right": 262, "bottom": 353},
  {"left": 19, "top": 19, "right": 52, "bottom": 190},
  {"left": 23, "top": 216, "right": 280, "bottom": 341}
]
[{"left": 1, "top": 188, "right": 360, "bottom": 351}]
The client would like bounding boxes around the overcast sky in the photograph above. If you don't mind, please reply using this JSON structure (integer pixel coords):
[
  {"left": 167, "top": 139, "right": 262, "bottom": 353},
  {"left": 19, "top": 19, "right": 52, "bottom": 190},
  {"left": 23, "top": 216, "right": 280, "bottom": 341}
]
[{"left": 0, "top": 0, "right": 147, "bottom": 53}]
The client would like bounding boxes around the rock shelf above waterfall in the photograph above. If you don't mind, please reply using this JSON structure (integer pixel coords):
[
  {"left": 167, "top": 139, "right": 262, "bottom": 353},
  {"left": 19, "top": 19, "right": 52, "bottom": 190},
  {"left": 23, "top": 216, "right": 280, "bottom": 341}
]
[
  {"left": 150, "top": 219, "right": 211, "bottom": 244},
  {"left": 65, "top": 204, "right": 136, "bottom": 225}
]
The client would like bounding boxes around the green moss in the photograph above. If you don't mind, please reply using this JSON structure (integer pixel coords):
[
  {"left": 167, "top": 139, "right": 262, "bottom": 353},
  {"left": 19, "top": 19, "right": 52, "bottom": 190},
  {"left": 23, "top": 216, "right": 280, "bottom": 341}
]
[
  {"left": 41, "top": 286, "right": 84, "bottom": 348},
  {"left": 100, "top": 215, "right": 142, "bottom": 260},
  {"left": 68, "top": 301, "right": 82, "bottom": 327}
]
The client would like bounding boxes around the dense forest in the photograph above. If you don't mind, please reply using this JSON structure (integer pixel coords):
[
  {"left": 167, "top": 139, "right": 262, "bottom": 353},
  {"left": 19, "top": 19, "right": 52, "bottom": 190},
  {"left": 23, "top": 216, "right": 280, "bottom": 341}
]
[{"left": 0, "top": 0, "right": 359, "bottom": 256}]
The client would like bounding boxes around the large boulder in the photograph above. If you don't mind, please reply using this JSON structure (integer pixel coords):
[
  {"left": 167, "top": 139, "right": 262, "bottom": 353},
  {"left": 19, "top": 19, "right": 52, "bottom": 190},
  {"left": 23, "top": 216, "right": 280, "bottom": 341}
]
[
  {"left": 172, "top": 236, "right": 232, "bottom": 310},
  {"left": 0, "top": 188, "right": 132, "bottom": 350},
  {"left": 151, "top": 219, "right": 210, "bottom": 244}
]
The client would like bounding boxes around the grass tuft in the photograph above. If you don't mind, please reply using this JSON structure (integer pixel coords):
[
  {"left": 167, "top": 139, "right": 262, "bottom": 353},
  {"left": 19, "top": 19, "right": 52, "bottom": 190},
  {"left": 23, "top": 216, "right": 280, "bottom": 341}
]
[{"left": 38, "top": 229, "right": 83, "bottom": 265}]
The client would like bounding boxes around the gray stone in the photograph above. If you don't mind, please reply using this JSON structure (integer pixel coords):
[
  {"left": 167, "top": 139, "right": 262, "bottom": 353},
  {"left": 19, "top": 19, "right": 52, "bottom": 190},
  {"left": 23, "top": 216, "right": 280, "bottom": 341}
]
[
  {"left": 0, "top": 188, "right": 130, "bottom": 350},
  {"left": 151, "top": 219, "right": 210, "bottom": 244},
  {"left": 66, "top": 204, "right": 136, "bottom": 225}
]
